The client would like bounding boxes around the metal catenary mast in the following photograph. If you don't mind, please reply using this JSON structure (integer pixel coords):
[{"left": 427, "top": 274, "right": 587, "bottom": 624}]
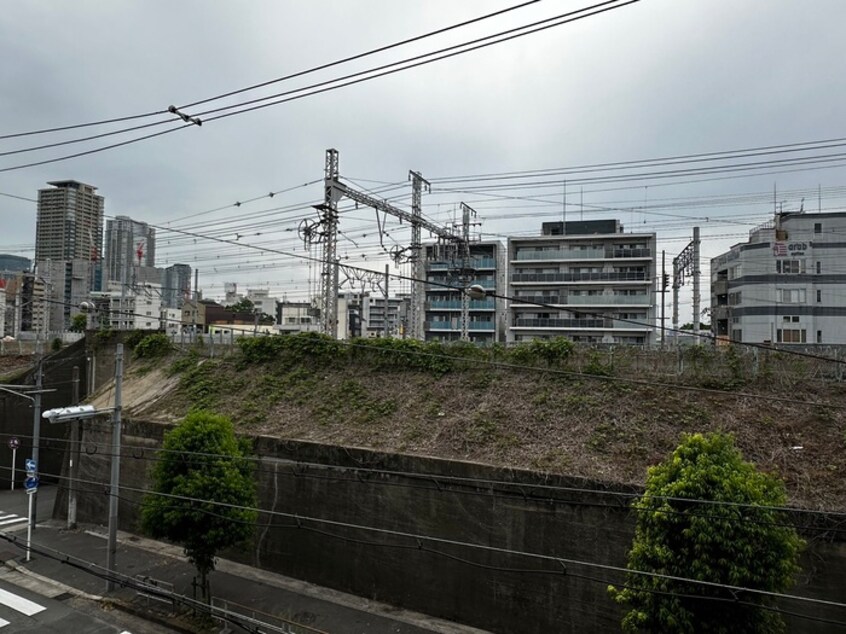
[{"left": 310, "top": 149, "right": 468, "bottom": 339}]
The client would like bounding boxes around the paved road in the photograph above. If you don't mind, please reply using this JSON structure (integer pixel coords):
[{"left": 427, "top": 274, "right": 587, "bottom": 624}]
[{"left": 0, "top": 575, "right": 135, "bottom": 633}]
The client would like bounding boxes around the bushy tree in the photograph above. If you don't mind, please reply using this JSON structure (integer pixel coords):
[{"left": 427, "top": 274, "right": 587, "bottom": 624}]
[
  {"left": 70, "top": 314, "right": 88, "bottom": 333},
  {"left": 141, "top": 411, "right": 258, "bottom": 601},
  {"left": 610, "top": 432, "right": 803, "bottom": 633}
]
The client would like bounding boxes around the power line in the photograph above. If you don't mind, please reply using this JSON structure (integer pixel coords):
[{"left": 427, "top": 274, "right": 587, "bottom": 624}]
[
  {"left": 430, "top": 136, "right": 846, "bottom": 183},
  {"left": 0, "top": 1, "right": 632, "bottom": 173},
  {"left": 11, "top": 439, "right": 843, "bottom": 531},
  {"left": 35, "top": 470, "right": 846, "bottom": 615},
  {"left": 0, "top": 110, "right": 169, "bottom": 140},
  {"left": 180, "top": 0, "right": 544, "bottom": 110}
]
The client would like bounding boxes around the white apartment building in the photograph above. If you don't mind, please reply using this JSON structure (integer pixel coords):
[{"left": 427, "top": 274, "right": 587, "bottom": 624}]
[
  {"left": 507, "top": 220, "right": 656, "bottom": 345},
  {"left": 276, "top": 301, "right": 319, "bottom": 334},
  {"left": 90, "top": 282, "right": 163, "bottom": 331},
  {"left": 245, "top": 288, "right": 279, "bottom": 322},
  {"left": 711, "top": 211, "right": 846, "bottom": 345}
]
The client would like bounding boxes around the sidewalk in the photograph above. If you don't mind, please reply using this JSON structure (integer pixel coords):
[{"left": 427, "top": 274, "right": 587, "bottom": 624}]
[{"left": 0, "top": 489, "right": 490, "bottom": 634}]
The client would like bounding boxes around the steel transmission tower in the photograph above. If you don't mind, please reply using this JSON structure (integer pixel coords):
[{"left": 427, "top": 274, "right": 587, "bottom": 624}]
[
  {"left": 408, "top": 171, "right": 430, "bottom": 341},
  {"left": 316, "top": 149, "right": 342, "bottom": 337},
  {"left": 308, "top": 149, "right": 468, "bottom": 340},
  {"left": 672, "top": 226, "right": 701, "bottom": 343}
]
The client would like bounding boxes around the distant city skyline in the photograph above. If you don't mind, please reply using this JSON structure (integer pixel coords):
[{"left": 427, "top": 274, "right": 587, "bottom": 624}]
[{"left": 1, "top": 1, "right": 845, "bottom": 318}]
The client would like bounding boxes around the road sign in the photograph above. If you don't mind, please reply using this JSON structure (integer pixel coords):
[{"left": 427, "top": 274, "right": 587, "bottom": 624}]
[
  {"left": 24, "top": 458, "right": 36, "bottom": 474},
  {"left": 24, "top": 475, "right": 38, "bottom": 493},
  {"left": 7, "top": 437, "right": 18, "bottom": 450}
]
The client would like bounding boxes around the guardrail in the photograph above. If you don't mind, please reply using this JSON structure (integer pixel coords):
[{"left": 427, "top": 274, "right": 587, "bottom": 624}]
[{"left": 213, "top": 597, "right": 327, "bottom": 634}]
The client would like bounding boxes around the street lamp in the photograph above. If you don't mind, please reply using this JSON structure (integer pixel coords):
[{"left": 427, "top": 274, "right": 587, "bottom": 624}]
[
  {"left": 41, "top": 343, "right": 124, "bottom": 592},
  {"left": 465, "top": 284, "right": 487, "bottom": 301}
]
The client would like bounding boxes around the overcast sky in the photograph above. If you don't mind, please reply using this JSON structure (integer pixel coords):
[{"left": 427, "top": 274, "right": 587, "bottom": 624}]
[{"left": 1, "top": 0, "right": 845, "bottom": 317}]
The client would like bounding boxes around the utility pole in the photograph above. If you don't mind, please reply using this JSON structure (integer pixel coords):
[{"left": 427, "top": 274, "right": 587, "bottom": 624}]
[
  {"left": 68, "top": 366, "right": 80, "bottom": 529},
  {"left": 409, "top": 171, "right": 430, "bottom": 341},
  {"left": 383, "top": 265, "right": 390, "bottom": 339},
  {"left": 459, "top": 203, "right": 477, "bottom": 342},
  {"left": 106, "top": 344, "right": 124, "bottom": 592},
  {"left": 692, "top": 226, "right": 701, "bottom": 340},
  {"left": 660, "top": 250, "right": 667, "bottom": 350},
  {"left": 30, "top": 341, "right": 42, "bottom": 528},
  {"left": 318, "top": 149, "right": 341, "bottom": 337}
]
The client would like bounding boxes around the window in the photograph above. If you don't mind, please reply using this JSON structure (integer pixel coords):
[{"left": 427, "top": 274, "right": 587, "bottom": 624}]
[
  {"left": 728, "top": 265, "right": 742, "bottom": 280},
  {"left": 815, "top": 223, "right": 822, "bottom": 234},
  {"left": 776, "top": 259, "right": 805, "bottom": 274},
  {"left": 817, "top": 330, "right": 823, "bottom": 344},
  {"left": 728, "top": 291, "right": 742, "bottom": 306},
  {"left": 777, "top": 288, "right": 806, "bottom": 303},
  {"left": 817, "top": 289, "right": 822, "bottom": 303},
  {"left": 816, "top": 261, "right": 821, "bottom": 274},
  {"left": 777, "top": 328, "right": 806, "bottom": 343},
  {"left": 782, "top": 315, "right": 800, "bottom": 323}
]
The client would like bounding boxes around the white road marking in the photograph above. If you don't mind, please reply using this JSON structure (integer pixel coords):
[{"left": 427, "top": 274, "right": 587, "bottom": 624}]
[
  {"left": 0, "top": 518, "right": 27, "bottom": 527},
  {"left": 0, "top": 617, "right": 8, "bottom": 628},
  {"left": 0, "top": 587, "right": 45, "bottom": 615}
]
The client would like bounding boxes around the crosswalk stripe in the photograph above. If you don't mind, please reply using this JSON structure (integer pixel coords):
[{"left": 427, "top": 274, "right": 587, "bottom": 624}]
[
  {"left": 0, "top": 617, "right": 8, "bottom": 628},
  {"left": 0, "top": 518, "right": 26, "bottom": 527},
  {"left": 0, "top": 587, "right": 45, "bottom": 615},
  {"left": 0, "top": 516, "right": 15, "bottom": 521}
]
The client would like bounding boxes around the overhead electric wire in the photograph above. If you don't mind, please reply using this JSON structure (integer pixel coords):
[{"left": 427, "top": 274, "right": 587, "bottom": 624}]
[
  {"left": 0, "top": 109, "right": 169, "bottom": 140},
  {"left": 19, "top": 468, "right": 846, "bottom": 618},
  {"left": 12, "top": 432, "right": 844, "bottom": 525},
  {"left": 142, "top": 210, "right": 846, "bottom": 367},
  {"left": 180, "top": 0, "right": 543, "bottom": 110},
  {"left": 0, "top": 0, "right": 542, "bottom": 149},
  {"left": 2, "top": 508, "right": 841, "bottom": 628},
  {"left": 0, "top": 1, "right": 629, "bottom": 172},
  {"left": 431, "top": 135, "right": 846, "bottom": 183}
]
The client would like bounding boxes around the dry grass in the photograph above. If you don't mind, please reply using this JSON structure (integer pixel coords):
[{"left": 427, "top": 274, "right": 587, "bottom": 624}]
[{"left": 120, "top": 354, "right": 846, "bottom": 511}]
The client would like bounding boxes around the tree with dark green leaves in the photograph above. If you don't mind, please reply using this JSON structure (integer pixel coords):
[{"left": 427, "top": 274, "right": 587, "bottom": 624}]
[
  {"left": 70, "top": 313, "right": 87, "bottom": 333},
  {"left": 141, "top": 411, "right": 257, "bottom": 602},
  {"left": 225, "top": 298, "right": 254, "bottom": 314},
  {"left": 609, "top": 432, "right": 803, "bottom": 633}
]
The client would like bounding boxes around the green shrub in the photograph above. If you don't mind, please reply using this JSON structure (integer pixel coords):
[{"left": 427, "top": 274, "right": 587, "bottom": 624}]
[
  {"left": 51, "top": 338, "right": 62, "bottom": 351},
  {"left": 133, "top": 333, "right": 173, "bottom": 359}
]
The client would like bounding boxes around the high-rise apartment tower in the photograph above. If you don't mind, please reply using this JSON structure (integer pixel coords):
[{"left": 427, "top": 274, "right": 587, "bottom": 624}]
[
  {"left": 35, "top": 180, "right": 104, "bottom": 262},
  {"left": 104, "top": 215, "right": 156, "bottom": 285}
]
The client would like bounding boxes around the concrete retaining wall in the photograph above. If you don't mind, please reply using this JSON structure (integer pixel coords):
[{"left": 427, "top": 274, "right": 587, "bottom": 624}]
[{"left": 53, "top": 418, "right": 846, "bottom": 634}]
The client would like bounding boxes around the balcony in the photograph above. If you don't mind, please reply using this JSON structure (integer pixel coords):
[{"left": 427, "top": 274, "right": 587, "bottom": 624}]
[
  {"left": 427, "top": 257, "right": 497, "bottom": 270},
  {"left": 427, "top": 299, "right": 496, "bottom": 310},
  {"left": 514, "top": 249, "right": 605, "bottom": 261},
  {"left": 712, "top": 279, "right": 728, "bottom": 296},
  {"left": 510, "top": 294, "right": 650, "bottom": 306},
  {"left": 428, "top": 277, "right": 496, "bottom": 291},
  {"left": 513, "top": 248, "right": 651, "bottom": 261},
  {"left": 511, "top": 272, "right": 648, "bottom": 283},
  {"left": 513, "top": 318, "right": 607, "bottom": 329},
  {"left": 426, "top": 320, "right": 495, "bottom": 331},
  {"left": 711, "top": 305, "right": 730, "bottom": 321}
]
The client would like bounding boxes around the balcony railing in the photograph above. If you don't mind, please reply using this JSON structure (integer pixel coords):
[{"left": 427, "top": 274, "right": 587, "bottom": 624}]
[
  {"left": 427, "top": 299, "right": 496, "bottom": 309},
  {"left": 511, "top": 272, "right": 648, "bottom": 283},
  {"left": 513, "top": 318, "right": 607, "bottom": 328},
  {"left": 428, "top": 277, "right": 496, "bottom": 290},
  {"left": 511, "top": 294, "right": 650, "bottom": 305},
  {"left": 513, "top": 248, "right": 651, "bottom": 261},
  {"left": 426, "top": 320, "right": 496, "bottom": 331},
  {"left": 427, "top": 257, "right": 497, "bottom": 270}
]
